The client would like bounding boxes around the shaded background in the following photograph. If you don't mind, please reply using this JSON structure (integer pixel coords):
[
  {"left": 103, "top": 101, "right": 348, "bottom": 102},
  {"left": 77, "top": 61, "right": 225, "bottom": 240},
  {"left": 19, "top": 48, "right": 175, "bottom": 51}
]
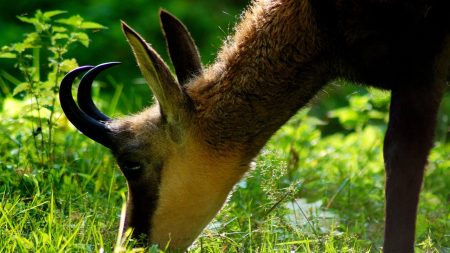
[{"left": 0, "top": 0, "right": 247, "bottom": 113}]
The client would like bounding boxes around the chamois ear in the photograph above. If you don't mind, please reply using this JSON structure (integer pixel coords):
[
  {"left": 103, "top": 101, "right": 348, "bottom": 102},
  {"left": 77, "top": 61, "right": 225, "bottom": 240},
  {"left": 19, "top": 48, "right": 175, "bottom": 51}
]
[
  {"left": 160, "top": 9, "right": 202, "bottom": 86},
  {"left": 121, "top": 21, "right": 186, "bottom": 123}
]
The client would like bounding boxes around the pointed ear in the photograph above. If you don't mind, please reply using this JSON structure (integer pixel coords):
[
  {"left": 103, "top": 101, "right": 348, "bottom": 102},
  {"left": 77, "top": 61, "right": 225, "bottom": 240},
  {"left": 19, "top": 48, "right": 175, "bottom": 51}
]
[
  {"left": 160, "top": 9, "right": 202, "bottom": 86},
  {"left": 121, "top": 21, "right": 186, "bottom": 123}
]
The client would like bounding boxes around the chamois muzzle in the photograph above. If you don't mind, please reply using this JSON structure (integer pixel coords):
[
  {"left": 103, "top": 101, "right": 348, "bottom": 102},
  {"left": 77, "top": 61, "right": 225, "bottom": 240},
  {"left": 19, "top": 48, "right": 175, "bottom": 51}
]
[{"left": 59, "top": 62, "right": 120, "bottom": 148}]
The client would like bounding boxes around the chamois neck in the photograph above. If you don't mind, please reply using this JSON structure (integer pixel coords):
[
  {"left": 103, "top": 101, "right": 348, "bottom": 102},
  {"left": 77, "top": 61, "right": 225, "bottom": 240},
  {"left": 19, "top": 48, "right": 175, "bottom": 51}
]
[{"left": 188, "top": 0, "right": 333, "bottom": 161}]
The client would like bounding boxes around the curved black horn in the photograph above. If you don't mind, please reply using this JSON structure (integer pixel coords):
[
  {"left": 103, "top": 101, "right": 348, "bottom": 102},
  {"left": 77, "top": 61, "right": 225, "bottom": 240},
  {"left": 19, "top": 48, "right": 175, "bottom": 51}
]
[
  {"left": 59, "top": 66, "right": 113, "bottom": 148},
  {"left": 77, "top": 62, "right": 121, "bottom": 121}
]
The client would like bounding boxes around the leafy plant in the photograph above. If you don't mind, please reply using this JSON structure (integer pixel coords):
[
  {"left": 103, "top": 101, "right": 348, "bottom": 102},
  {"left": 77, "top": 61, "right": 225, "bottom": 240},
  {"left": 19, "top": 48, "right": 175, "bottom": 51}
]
[
  {"left": 0, "top": 10, "right": 105, "bottom": 166},
  {"left": 328, "top": 90, "right": 390, "bottom": 131}
]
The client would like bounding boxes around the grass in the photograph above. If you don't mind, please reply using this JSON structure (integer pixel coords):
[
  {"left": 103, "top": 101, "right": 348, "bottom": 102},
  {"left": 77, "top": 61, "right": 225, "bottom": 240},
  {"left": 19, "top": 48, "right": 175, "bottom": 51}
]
[{"left": 0, "top": 85, "right": 449, "bottom": 253}]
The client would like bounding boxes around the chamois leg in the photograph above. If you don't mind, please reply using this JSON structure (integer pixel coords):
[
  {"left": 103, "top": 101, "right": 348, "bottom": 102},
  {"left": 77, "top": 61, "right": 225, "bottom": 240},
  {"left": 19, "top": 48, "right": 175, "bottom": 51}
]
[{"left": 382, "top": 84, "right": 444, "bottom": 253}]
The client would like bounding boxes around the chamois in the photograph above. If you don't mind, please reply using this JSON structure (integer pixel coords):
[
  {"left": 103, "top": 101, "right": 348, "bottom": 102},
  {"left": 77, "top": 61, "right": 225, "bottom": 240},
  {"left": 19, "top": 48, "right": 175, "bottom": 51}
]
[{"left": 59, "top": 0, "right": 450, "bottom": 252}]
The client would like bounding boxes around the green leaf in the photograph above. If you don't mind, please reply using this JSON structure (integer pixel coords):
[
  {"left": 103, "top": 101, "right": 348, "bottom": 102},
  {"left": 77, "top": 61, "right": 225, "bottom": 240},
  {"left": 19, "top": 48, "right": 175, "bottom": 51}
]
[
  {"left": 52, "top": 26, "right": 67, "bottom": 33},
  {"left": 56, "top": 15, "right": 84, "bottom": 27},
  {"left": 349, "top": 95, "right": 371, "bottom": 111},
  {"left": 13, "top": 83, "right": 30, "bottom": 96},
  {"left": 0, "top": 52, "right": 16, "bottom": 58},
  {"left": 304, "top": 116, "right": 327, "bottom": 126},
  {"left": 328, "top": 108, "right": 360, "bottom": 129},
  {"left": 12, "top": 43, "right": 27, "bottom": 53},
  {"left": 368, "top": 110, "right": 385, "bottom": 120},
  {"left": 24, "top": 32, "right": 41, "bottom": 47},
  {"left": 52, "top": 33, "right": 69, "bottom": 41},
  {"left": 43, "top": 10, "right": 67, "bottom": 19},
  {"left": 80, "top": 21, "right": 106, "bottom": 30},
  {"left": 19, "top": 12, "right": 51, "bottom": 32},
  {"left": 71, "top": 32, "right": 89, "bottom": 47},
  {"left": 48, "top": 46, "right": 68, "bottom": 56},
  {"left": 36, "top": 23, "right": 51, "bottom": 32},
  {"left": 17, "top": 16, "right": 37, "bottom": 25},
  {"left": 60, "top": 58, "right": 78, "bottom": 72}
]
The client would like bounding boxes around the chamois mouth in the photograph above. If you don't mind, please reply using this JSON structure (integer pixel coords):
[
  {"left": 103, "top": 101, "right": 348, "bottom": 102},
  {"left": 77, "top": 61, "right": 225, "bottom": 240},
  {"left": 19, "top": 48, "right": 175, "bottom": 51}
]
[{"left": 59, "top": 62, "right": 120, "bottom": 148}]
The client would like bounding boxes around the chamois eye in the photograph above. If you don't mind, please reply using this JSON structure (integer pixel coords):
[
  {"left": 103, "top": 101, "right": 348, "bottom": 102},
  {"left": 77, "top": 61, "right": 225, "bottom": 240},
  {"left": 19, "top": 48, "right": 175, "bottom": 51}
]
[
  {"left": 122, "top": 163, "right": 142, "bottom": 171},
  {"left": 119, "top": 161, "right": 143, "bottom": 178}
]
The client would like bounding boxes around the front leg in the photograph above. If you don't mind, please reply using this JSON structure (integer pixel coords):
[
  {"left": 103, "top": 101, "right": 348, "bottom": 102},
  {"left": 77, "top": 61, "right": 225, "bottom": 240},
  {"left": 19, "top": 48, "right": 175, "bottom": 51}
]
[{"left": 382, "top": 83, "right": 445, "bottom": 253}]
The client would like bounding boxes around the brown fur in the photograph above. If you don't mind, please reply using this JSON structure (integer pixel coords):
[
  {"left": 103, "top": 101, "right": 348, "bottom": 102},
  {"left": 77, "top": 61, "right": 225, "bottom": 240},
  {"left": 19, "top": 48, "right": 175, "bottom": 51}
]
[{"left": 189, "top": 0, "right": 328, "bottom": 161}]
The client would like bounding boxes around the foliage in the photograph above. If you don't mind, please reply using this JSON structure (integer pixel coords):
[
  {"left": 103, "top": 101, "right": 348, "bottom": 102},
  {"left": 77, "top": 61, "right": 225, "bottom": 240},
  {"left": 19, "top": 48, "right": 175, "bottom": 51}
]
[
  {"left": 0, "top": 0, "right": 247, "bottom": 93},
  {"left": 0, "top": 10, "right": 105, "bottom": 166}
]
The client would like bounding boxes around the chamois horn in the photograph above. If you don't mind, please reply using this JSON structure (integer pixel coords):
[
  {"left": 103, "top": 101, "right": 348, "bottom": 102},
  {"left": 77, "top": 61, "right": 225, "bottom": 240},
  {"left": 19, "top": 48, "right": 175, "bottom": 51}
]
[
  {"left": 77, "top": 62, "right": 120, "bottom": 121},
  {"left": 59, "top": 64, "right": 114, "bottom": 148}
]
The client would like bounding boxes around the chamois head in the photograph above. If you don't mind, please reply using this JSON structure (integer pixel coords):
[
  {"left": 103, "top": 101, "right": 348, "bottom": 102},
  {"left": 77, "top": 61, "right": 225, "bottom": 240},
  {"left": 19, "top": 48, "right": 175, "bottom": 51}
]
[{"left": 60, "top": 10, "right": 240, "bottom": 250}]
